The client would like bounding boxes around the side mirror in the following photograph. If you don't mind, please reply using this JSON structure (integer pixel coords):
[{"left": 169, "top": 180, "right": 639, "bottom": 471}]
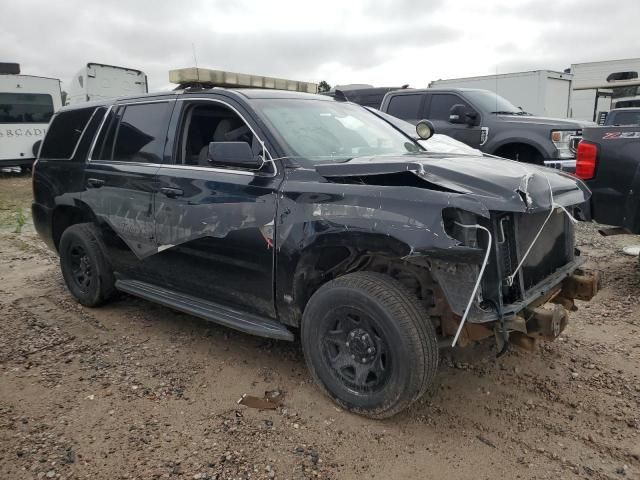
[
  {"left": 207, "top": 142, "right": 262, "bottom": 169},
  {"left": 449, "top": 104, "right": 477, "bottom": 126},
  {"left": 415, "top": 119, "right": 435, "bottom": 140}
]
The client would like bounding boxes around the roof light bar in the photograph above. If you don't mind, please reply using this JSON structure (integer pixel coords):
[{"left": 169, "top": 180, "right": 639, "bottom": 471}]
[{"left": 169, "top": 67, "right": 318, "bottom": 93}]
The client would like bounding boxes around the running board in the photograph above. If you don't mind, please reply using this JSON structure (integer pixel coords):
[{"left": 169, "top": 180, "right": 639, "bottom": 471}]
[{"left": 115, "top": 279, "right": 294, "bottom": 341}]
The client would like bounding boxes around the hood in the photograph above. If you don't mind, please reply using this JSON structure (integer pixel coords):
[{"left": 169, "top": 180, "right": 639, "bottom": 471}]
[
  {"left": 497, "top": 114, "right": 595, "bottom": 129},
  {"left": 420, "top": 134, "right": 483, "bottom": 156},
  {"left": 315, "top": 153, "right": 590, "bottom": 214}
]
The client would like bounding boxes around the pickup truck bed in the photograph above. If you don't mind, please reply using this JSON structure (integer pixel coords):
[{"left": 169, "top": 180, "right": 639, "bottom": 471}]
[{"left": 577, "top": 126, "right": 640, "bottom": 232}]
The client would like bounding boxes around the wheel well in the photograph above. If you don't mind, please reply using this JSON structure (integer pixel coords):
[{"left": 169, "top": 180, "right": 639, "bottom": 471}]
[
  {"left": 494, "top": 143, "right": 544, "bottom": 164},
  {"left": 293, "top": 244, "right": 441, "bottom": 326},
  {"left": 51, "top": 205, "right": 96, "bottom": 250}
]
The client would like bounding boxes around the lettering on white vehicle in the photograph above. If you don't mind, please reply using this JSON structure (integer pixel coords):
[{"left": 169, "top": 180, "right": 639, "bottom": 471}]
[
  {"left": 602, "top": 131, "right": 640, "bottom": 140},
  {"left": 0, "top": 128, "right": 46, "bottom": 138}
]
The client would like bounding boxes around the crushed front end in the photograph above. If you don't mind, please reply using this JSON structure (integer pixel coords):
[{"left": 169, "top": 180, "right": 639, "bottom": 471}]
[{"left": 431, "top": 206, "right": 600, "bottom": 349}]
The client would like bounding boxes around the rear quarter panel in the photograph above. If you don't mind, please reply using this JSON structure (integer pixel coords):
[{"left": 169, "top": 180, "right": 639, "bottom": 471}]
[{"left": 583, "top": 126, "right": 640, "bottom": 231}]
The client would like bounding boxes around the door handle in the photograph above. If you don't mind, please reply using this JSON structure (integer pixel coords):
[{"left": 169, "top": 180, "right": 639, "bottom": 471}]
[
  {"left": 86, "top": 178, "right": 105, "bottom": 188},
  {"left": 160, "top": 187, "right": 184, "bottom": 198}
]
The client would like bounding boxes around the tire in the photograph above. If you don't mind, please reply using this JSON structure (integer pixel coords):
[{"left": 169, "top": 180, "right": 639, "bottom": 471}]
[
  {"left": 301, "top": 271, "right": 439, "bottom": 418},
  {"left": 32, "top": 140, "right": 42, "bottom": 157},
  {"left": 59, "top": 223, "right": 115, "bottom": 307}
]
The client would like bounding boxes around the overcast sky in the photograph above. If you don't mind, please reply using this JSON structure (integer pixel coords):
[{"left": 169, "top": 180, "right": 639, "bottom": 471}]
[{"left": 2, "top": 0, "right": 639, "bottom": 92}]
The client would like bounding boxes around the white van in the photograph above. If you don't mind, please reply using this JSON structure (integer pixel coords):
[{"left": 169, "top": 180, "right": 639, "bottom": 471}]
[
  {"left": 0, "top": 63, "right": 62, "bottom": 169},
  {"left": 66, "top": 63, "right": 147, "bottom": 105}
]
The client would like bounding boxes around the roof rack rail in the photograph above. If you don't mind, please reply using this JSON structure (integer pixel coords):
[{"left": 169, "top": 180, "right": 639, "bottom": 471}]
[{"left": 169, "top": 67, "right": 318, "bottom": 93}]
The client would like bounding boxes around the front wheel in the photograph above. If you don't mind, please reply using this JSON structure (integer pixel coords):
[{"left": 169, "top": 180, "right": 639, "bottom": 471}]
[{"left": 301, "top": 272, "right": 439, "bottom": 418}]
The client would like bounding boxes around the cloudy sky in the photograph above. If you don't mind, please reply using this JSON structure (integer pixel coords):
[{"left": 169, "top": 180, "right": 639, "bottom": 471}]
[{"left": 2, "top": 0, "right": 639, "bottom": 92}]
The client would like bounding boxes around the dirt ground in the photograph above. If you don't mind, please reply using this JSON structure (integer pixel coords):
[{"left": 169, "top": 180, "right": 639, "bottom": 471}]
[{"left": 0, "top": 173, "right": 638, "bottom": 480}]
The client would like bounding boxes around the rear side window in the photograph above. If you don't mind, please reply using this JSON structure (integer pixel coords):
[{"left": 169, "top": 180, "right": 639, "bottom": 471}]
[
  {"left": 92, "top": 102, "right": 171, "bottom": 163},
  {"left": 386, "top": 94, "right": 423, "bottom": 121},
  {"left": 40, "top": 107, "right": 98, "bottom": 159}
]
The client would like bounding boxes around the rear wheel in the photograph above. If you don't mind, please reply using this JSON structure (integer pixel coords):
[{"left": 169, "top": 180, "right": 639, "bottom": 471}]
[
  {"left": 301, "top": 272, "right": 438, "bottom": 418},
  {"left": 59, "top": 223, "right": 115, "bottom": 307}
]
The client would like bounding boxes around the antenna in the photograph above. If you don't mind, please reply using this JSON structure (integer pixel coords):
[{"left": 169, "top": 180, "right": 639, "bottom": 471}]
[
  {"left": 495, "top": 64, "right": 498, "bottom": 114},
  {"left": 192, "top": 42, "right": 199, "bottom": 82}
]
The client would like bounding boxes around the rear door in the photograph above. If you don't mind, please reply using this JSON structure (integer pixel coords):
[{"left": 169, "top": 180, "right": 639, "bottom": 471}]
[
  {"left": 82, "top": 98, "right": 174, "bottom": 281},
  {"left": 426, "top": 93, "right": 483, "bottom": 148},
  {"left": 152, "top": 95, "right": 282, "bottom": 318}
]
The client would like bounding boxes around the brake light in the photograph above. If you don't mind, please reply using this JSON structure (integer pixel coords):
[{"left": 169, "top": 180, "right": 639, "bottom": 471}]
[{"left": 575, "top": 141, "right": 597, "bottom": 180}]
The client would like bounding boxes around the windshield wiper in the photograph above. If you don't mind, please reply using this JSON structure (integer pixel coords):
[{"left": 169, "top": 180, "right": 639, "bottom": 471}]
[{"left": 491, "top": 110, "right": 520, "bottom": 115}]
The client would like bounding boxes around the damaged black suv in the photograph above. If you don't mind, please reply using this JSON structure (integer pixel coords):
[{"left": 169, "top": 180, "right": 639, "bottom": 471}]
[{"left": 32, "top": 77, "right": 599, "bottom": 418}]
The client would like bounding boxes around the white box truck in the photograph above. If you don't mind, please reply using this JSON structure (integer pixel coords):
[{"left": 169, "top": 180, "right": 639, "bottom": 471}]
[
  {"left": 66, "top": 63, "right": 147, "bottom": 105},
  {"left": 429, "top": 70, "right": 573, "bottom": 118},
  {"left": 0, "top": 63, "right": 62, "bottom": 170}
]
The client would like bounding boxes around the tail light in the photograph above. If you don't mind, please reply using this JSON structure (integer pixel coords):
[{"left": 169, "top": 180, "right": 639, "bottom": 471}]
[{"left": 575, "top": 141, "right": 597, "bottom": 180}]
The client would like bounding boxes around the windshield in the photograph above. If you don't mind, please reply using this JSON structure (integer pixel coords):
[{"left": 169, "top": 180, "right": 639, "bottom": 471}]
[
  {"left": 0, "top": 93, "right": 54, "bottom": 123},
  {"left": 465, "top": 90, "right": 527, "bottom": 115},
  {"left": 253, "top": 99, "right": 420, "bottom": 162}
]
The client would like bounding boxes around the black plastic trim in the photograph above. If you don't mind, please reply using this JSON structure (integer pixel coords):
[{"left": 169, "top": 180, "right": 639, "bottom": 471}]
[{"left": 115, "top": 279, "right": 294, "bottom": 341}]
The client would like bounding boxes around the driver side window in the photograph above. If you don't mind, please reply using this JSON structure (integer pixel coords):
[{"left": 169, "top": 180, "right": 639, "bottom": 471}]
[
  {"left": 179, "top": 102, "right": 268, "bottom": 171},
  {"left": 429, "top": 94, "right": 475, "bottom": 121}
]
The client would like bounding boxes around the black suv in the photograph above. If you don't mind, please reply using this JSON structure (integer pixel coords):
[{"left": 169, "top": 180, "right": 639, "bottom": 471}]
[{"left": 33, "top": 87, "right": 598, "bottom": 417}]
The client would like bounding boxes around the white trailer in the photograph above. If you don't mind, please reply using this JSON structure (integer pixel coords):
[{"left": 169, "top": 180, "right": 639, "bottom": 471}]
[
  {"left": 0, "top": 63, "right": 62, "bottom": 169},
  {"left": 66, "top": 63, "right": 147, "bottom": 105},
  {"left": 568, "top": 58, "right": 640, "bottom": 121},
  {"left": 428, "top": 70, "right": 573, "bottom": 118}
]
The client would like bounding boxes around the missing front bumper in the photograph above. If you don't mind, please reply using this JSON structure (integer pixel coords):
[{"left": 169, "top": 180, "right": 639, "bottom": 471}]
[
  {"left": 448, "top": 269, "right": 601, "bottom": 349},
  {"left": 510, "top": 269, "right": 600, "bottom": 349}
]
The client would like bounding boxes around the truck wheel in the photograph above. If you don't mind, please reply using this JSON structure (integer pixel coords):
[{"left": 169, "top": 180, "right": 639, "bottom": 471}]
[
  {"left": 59, "top": 223, "right": 115, "bottom": 307},
  {"left": 301, "top": 272, "right": 438, "bottom": 418}
]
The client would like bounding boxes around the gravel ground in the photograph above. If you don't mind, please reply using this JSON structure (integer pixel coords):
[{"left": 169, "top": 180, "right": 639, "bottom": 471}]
[{"left": 0, "top": 174, "right": 639, "bottom": 480}]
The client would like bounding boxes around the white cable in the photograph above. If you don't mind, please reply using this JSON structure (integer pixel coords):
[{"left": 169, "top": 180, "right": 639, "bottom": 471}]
[
  {"left": 506, "top": 174, "right": 578, "bottom": 286},
  {"left": 451, "top": 171, "right": 580, "bottom": 347},
  {"left": 451, "top": 223, "right": 493, "bottom": 348}
]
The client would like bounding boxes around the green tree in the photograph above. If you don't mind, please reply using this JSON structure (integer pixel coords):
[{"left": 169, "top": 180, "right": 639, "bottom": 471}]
[{"left": 318, "top": 80, "right": 331, "bottom": 93}]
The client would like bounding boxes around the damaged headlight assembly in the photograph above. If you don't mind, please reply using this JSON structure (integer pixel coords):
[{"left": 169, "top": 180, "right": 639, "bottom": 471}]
[{"left": 442, "top": 208, "right": 493, "bottom": 346}]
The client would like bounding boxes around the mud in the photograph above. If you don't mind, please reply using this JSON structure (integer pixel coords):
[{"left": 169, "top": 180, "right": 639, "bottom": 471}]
[{"left": 1, "top": 174, "right": 638, "bottom": 479}]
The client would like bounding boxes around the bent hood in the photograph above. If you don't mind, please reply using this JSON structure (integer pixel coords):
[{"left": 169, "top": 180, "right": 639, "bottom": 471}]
[{"left": 315, "top": 153, "right": 590, "bottom": 214}]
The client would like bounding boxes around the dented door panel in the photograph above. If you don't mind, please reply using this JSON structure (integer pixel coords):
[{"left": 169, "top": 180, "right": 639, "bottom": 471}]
[
  {"left": 153, "top": 167, "right": 281, "bottom": 318},
  {"left": 81, "top": 160, "right": 163, "bottom": 281}
]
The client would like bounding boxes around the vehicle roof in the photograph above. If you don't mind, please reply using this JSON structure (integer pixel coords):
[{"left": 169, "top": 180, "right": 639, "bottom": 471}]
[
  {"left": 0, "top": 74, "right": 61, "bottom": 82},
  {"left": 58, "top": 91, "right": 178, "bottom": 112},
  {"left": 85, "top": 62, "right": 145, "bottom": 75},
  {"left": 57, "top": 87, "right": 334, "bottom": 112},
  {"left": 609, "top": 107, "right": 640, "bottom": 112},
  {"left": 387, "top": 87, "right": 488, "bottom": 94},
  {"left": 223, "top": 89, "right": 331, "bottom": 100}
]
